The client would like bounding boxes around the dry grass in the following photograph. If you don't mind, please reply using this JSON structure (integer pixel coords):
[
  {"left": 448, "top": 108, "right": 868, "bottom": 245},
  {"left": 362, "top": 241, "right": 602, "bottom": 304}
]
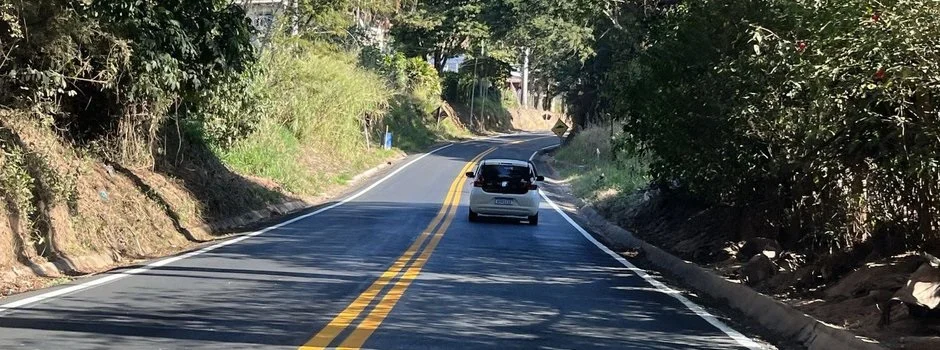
[
  {"left": 553, "top": 125, "right": 650, "bottom": 201},
  {"left": 0, "top": 207, "right": 15, "bottom": 274},
  {"left": 0, "top": 112, "right": 206, "bottom": 289},
  {"left": 510, "top": 108, "right": 568, "bottom": 132}
]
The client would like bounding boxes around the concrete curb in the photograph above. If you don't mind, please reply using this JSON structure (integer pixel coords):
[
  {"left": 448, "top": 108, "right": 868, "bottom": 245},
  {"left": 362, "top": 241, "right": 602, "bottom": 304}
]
[
  {"left": 534, "top": 149, "right": 884, "bottom": 350},
  {"left": 8, "top": 153, "right": 407, "bottom": 281}
]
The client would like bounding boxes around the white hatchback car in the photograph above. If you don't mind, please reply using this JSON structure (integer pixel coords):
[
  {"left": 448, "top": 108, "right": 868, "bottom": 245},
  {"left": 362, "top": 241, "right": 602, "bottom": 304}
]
[{"left": 465, "top": 159, "right": 544, "bottom": 225}]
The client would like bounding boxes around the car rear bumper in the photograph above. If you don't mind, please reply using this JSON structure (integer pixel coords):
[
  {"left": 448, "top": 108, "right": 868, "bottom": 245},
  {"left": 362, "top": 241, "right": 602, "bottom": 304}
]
[
  {"left": 471, "top": 204, "right": 538, "bottom": 217},
  {"left": 468, "top": 187, "right": 540, "bottom": 217}
]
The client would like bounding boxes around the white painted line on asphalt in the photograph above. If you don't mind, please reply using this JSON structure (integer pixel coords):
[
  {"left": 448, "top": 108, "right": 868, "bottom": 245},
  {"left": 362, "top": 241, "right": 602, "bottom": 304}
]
[
  {"left": 0, "top": 135, "right": 547, "bottom": 314},
  {"left": 539, "top": 190, "right": 763, "bottom": 349},
  {"left": 533, "top": 151, "right": 763, "bottom": 350},
  {"left": 0, "top": 142, "right": 457, "bottom": 314},
  {"left": 529, "top": 144, "right": 560, "bottom": 161}
]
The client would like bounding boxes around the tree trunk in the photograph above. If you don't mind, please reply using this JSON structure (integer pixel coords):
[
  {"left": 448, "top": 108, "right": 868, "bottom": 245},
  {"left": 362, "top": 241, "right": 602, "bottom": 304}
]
[
  {"left": 363, "top": 118, "right": 371, "bottom": 149},
  {"left": 542, "top": 80, "right": 553, "bottom": 112},
  {"left": 522, "top": 47, "right": 530, "bottom": 108},
  {"left": 433, "top": 51, "right": 447, "bottom": 74}
]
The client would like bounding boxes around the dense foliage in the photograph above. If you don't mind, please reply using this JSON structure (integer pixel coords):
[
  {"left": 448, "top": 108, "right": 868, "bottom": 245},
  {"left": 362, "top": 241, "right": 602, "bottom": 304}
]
[
  {"left": 0, "top": 0, "right": 256, "bottom": 163},
  {"left": 360, "top": 48, "right": 442, "bottom": 111},
  {"left": 563, "top": 0, "right": 940, "bottom": 255},
  {"left": 0, "top": 0, "right": 460, "bottom": 195},
  {"left": 390, "top": 0, "right": 491, "bottom": 73}
]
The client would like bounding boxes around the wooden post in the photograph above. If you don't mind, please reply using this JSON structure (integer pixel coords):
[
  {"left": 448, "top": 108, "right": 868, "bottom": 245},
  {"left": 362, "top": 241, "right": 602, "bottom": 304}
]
[{"left": 363, "top": 118, "right": 371, "bottom": 149}]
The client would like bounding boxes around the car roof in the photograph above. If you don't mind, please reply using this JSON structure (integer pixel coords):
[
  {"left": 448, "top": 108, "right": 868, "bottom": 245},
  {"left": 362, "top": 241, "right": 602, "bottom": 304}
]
[{"left": 480, "top": 159, "right": 530, "bottom": 167}]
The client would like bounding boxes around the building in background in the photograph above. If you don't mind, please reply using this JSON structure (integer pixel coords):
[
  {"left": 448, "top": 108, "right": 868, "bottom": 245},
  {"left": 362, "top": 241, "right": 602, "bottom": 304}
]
[{"left": 242, "top": 0, "right": 286, "bottom": 46}]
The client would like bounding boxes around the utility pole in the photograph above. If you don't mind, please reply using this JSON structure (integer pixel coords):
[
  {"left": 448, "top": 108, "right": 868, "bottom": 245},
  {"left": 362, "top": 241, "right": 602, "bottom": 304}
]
[
  {"left": 470, "top": 44, "right": 482, "bottom": 130},
  {"left": 522, "top": 47, "right": 530, "bottom": 109}
]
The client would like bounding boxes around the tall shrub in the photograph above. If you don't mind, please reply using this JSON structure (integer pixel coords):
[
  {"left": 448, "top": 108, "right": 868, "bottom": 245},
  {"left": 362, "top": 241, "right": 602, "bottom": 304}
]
[
  {"left": 0, "top": 0, "right": 257, "bottom": 163},
  {"left": 602, "top": 0, "right": 940, "bottom": 253}
]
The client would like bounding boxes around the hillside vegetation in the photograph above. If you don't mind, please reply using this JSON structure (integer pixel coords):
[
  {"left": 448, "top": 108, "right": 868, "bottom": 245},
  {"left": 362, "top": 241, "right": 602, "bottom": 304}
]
[
  {"left": 547, "top": 1, "right": 940, "bottom": 343},
  {"left": 556, "top": 0, "right": 940, "bottom": 266},
  {"left": 553, "top": 126, "right": 649, "bottom": 201},
  {"left": 0, "top": 0, "right": 470, "bottom": 293}
]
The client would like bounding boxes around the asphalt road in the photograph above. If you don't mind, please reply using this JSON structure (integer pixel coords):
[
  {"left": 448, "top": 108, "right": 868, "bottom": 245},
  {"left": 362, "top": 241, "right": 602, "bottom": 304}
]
[{"left": 0, "top": 133, "right": 763, "bottom": 349}]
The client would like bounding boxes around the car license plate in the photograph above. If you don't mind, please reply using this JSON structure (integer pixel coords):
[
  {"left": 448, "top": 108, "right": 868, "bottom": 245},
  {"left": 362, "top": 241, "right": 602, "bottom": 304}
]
[{"left": 495, "top": 198, "right": 513, "bottom": 205}]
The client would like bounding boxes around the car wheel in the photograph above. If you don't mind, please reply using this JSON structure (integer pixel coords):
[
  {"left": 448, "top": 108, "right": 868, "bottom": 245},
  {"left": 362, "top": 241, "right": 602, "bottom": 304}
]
[
  {"left": 527, "top": 214, "right": 539, "bottom": 226},
  {"left": 469, "top": 209, "right": 479, "bottom": 222}
]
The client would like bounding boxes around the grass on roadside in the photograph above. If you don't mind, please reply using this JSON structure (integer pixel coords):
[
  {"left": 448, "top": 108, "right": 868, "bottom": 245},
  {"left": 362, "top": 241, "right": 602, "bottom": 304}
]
[
  {"left": 553, "top": 125, "right": 650, "bottom": 201},
  {"left": 436, "top": 117, "right": 472, "bottom": 139},
  {"left": 218, "top": 39, "right": 469, "bottom": 196},
  {"left": 217, "top": 41, "right": 395, "bottom": 195},
  {"left": 220, "top": 122, "right": 313, "bottom": 193},
  {"left": 221, "top": 120, "right": 400, "bottom": 195}
]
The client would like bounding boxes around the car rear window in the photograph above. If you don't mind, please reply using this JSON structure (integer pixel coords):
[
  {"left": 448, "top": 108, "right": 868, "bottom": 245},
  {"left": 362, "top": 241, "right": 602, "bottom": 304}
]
[
  {"left": 478, "top": 164, "right": 532, "bottom": 194},
  {"left": 481, "top": 164, "right": 531, "bottom": 180}
]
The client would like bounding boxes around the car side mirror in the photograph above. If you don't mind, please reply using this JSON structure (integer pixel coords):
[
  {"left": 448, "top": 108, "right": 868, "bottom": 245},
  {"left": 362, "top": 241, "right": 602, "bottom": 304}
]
[
  {"left": 536, "top": 176, "right": 545, "bottom": 181},
  {"left": 466, "top": 172, "right": 475, "bottom": 178}
]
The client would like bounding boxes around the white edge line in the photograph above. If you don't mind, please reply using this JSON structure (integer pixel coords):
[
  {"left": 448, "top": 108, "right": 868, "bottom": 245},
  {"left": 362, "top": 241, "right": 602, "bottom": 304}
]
[
  {"left": 532, "top": 150, "right": 763, "bottom": 350},
  {"left": 0, "top": 143, "right": 457, "bottom": 314},
  {"left": 529, "top": 144, "right": 559, "bottom": 161}
]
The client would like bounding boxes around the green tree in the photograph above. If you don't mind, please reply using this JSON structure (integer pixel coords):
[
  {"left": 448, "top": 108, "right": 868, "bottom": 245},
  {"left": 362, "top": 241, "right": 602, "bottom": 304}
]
[
  {"left": 572, "top": 0, "right": 940, "bottom": 254},
  {"left": 491, "top": 0, "right": 613, "bottom": 112},
  {"left": 391, "top": 0, "right": 490, "bottom": 73},
  {"left": 295, "top": 0, "right": 399, "bottom": 44},
  {"left": 0, "top": 0, "right": 257, "bottom": 157}
]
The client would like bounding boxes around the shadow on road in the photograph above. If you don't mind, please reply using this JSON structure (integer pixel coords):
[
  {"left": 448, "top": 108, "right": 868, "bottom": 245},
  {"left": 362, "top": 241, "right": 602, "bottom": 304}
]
[{"left": 0, "top": 135, "right": 742, "bottom": 349}]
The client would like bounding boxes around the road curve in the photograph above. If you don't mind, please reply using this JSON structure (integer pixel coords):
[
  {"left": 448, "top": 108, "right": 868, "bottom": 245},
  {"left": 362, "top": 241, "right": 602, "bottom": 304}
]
[{"left": 0, "top": 134, "right": 761, "bottom": 349}]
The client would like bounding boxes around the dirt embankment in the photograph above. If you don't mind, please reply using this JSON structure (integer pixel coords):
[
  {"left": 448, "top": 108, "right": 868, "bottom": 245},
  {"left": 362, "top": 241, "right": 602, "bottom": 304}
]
[
  {"left": 0, "top": 112, "right": 296, "bottom": 295},
  {"left": 446, "top": 99, "right": 566, "bottom": 133},
  {"left": 587, "top": 185, "right": 940, "bottom": 348},
  {"left": 508, "top": 108, "right": 568, "bottom": 132}
]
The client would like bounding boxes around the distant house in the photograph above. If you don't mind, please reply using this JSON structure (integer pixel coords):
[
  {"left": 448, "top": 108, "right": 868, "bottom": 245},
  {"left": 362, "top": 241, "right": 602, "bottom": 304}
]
[
  {"left": 507, "top": 70, "right": 523, "bottom": 100},
  {"left": 442, "top": 56, "right": 465, "bottom": 73},
  {"left": 242, "top": 0, "right": 286, "bottom": 43}
]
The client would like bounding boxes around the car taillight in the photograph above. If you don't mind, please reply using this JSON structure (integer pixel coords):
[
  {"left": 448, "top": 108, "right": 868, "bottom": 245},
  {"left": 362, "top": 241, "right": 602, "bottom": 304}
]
[{"left": 528, "top": 184, "right": 539, "bottom": 190}]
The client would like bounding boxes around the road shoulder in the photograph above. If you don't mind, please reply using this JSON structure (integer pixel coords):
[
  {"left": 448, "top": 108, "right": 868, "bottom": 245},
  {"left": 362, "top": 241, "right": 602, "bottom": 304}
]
[{"left": 531, "top": 148, "right": 885, "bottom": 350}]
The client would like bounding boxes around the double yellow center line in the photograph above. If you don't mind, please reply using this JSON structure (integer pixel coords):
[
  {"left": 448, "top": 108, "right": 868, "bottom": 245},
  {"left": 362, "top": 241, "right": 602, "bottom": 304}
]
[{"left": 300, "top": 146, "right": 497, "bottom": 350}]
